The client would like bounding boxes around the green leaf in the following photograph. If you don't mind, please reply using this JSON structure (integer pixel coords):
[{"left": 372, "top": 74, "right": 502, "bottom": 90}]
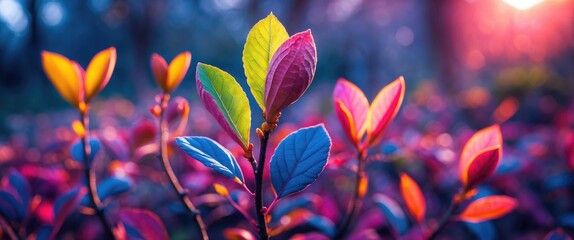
[
  {"left": 196, "top": 63, "right": 251, "bottom": 150},
  {"left": 242, "top": 12, "right": 289, "bottom": 111}
]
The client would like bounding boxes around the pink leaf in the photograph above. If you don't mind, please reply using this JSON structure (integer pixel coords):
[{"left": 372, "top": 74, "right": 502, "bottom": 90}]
[
  {"left": 367, "top": 77, "right": 405, "bottom": 146},
  {"left": 333, "top": 78, "right": 369, "bottom": 146},
  {"left": 264, "top": 30, "right": 317, "bottom": 123},
  {"left": 459, "top": 125, "right": 503, "bottom": 188}
]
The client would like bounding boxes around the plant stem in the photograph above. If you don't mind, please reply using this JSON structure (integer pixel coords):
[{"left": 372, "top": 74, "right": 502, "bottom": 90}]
[
  {"left": 158, "top": 93, "right": 209, "bottom": 240},
  {"left": 427, "top": 191, "right": 463, "bottom": 240},
  {"left": 334, "top": 150, "right": 366, "bottom": 239},
  {"left": 0, "top": 211, "right": 18, "bottom": 240},
  {"left": 255, "top": 130, "right": 270, "bottom": 239},
  {"left": 80, "top": 111, "right": 116, "bottom": 240}
]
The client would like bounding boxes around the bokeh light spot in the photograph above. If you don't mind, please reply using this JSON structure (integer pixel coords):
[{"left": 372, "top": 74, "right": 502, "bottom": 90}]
[
  {"left": 503, "top": 0, "right": 544, "bottom": 10},
  {"left": 41, "top": 1, "right": 65, "bottom": 26},
  {"left": 0, "top": 0, "right": 28, "bottom": 33},
  {"left": 465, "top": 50, "right": 485, "bottom": 70},
  {"left": 396, "top": 26, "right": 414, "bottom": 47}
]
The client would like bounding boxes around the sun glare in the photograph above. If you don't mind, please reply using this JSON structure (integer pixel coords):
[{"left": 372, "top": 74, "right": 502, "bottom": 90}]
[{"left": 503, "top": 0, "right": 544, "bottom": 10}]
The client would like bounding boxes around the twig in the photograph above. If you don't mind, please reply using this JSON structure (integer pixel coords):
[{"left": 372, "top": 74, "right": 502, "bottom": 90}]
[
  {"left": 80, "top": 111, "right": 116, "bottom": 240},
  {"left": 0, "top": 211, "right": 19, "bottom": 240},
  {"left": 157, "top": 93, "right": 209, "bottom": 240},
  {"left": 334, "top": 150, "right": 366, "bottom": 239},
  {"left": 427, "top": 190, "right": 464, "bottom": 240},
  {"left": 255, "top": 130, "right": 271, "bottom": 239}
]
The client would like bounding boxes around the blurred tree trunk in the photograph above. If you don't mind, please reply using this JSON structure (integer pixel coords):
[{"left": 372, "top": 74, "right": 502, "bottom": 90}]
[{"left": 426, "top": 0, "right": 458, "bottom": 96}]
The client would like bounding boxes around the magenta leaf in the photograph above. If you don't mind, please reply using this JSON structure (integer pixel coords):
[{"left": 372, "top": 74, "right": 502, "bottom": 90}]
[
  {"left": 118, "top": 208, "right": 169, "bottom": 240},
  {"left": 264, "top": 30, "right": 317, "bottom": 123}
]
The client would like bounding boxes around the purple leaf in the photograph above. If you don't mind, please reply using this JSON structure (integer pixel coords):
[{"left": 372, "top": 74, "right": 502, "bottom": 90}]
[
  {"left": 118, "top": 208, "right": 169, "bottom": 240},
  {"left": 264, "top": 30, "right": 317, "bottom": 123}
]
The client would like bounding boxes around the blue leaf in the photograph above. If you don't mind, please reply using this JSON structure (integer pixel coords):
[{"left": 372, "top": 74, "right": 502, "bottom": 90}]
[
  {"left": 70, "top": 137, "right": 101, "bottom": 165},
  {"left": 97, "top": 177, "right": 132, "bottom": 201},
  {"left": 464, "top": 221, "right": 495, "bottom": 240},
  {"left": 6, "top": 169, "right": 31, "bottom": 208},
  {"left": 176, "top": 136, "right": 244, "bottom": 183},
  {"left": 270, "top": 124, "right": 331, "bottom": 198},
  {"left": 559, "top": 213, "right": 574, "bottom": 227},
  {"left": 80, "top": 178, "right": 131, "bottom": 206},
  {"left": 0, "top": 190, "right": 26, "bottom": 221},
  {"left": 273, "top": 194, "right": 316, "bottom": 218},
  {"left": 35, "top": 226, "right": 53, "bottom": 240},
  {"left": 544, "top": 228, "right": 572, "bottom": 240},
  {"left": 374, "top": 194, "right": 409, "bottom": 235},
  {"left": 306, "top": 215, "right": 336, "bottom": 237},
  {"left": 51, "top": 188, "right": 87, "bottom": 240}
]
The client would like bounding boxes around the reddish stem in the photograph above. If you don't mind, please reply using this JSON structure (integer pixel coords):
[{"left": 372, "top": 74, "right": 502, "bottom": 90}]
[
  {"left": 158, "top": 93, "right": 209, "bottom": 240},
  {"left": 254, "top": 130, "right": 270, "bottom": 239},
  {"left": 80, "top": 110, "right": 116, "bottom": 240},
  {"left": 334, "top": 150, "right": 367, "bottom": 239}
]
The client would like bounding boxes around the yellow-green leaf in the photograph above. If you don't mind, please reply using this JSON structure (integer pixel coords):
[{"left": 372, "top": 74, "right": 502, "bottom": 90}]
[
  {"left": 196, "top": 63, "right": 251, "bottom": 151},
  {"left": 242, "top": 12, "right": 289, "bottom": 111}
]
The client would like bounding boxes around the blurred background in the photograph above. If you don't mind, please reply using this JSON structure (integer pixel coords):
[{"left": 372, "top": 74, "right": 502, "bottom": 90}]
[
  {"left": 1, "top": 0, "right": 574, "bottom": 239},
  {"left": 0, "top": 0, "right": 572, "bottom": 136}
]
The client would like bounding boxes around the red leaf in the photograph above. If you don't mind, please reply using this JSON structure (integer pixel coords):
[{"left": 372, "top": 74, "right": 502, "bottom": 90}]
[
  {"left": 264, "top": 30, "right": 317, "bottom": 123},
  {"left": 118, "top": 208, "right": 169, "bottom": 240},
  {"left": 465, "top": 147, "right": 500, "bottom": 189},
  {"left": 150, "top": 54, "right": 168, "bottom": 91},
  {"left": 367, "top": 77, "right": 405, "bottom": 146},
  {"left": 458, "top": 196, "right": 517, "bottom": 223},
  {"left": 130, "top": 118, "right": 157, "bottom": 148},
  {"left": 399, "top": 173, "right": 426, "bottom": 224},
  {"left": 459, "top": 125, "right": 503, "bottom": 189},
  {"left": 333, "top": 78, "right": 369, "bottom": 147},
  {"left": 166, "top": 97, "right": 190, "bottom": 138}
]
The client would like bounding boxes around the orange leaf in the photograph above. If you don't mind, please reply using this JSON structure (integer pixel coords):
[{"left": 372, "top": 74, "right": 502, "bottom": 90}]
[
  {"left": 458, "top": 195, "right": 517, "bottom": 223},
  {"left": 151, "top": 53, "right": 169, "bottom": 92},
  {"left": 358, "top": 173, "right": 368, "bottom": 198},
  {"left": 85, "top": 47, "right": 116, "bottom": 102},
  {"left": 213, "top": 183, "right": 229, "bottom": 197},
  {"left": 333, "top": 78, "right": 369, "bottom": 146},
  {"left": 459, "top": 125, "right": 503, "bottom": 188},
  {"left": 72, "top": 120, "right": 85, "bottom": 138},
  {"left": 334, "top": 100, "right": 358, "bottom": 146},
  {"left": 166, "top": 51, "right": 192, "bottom": 92},
  {"left": 399, "top": 173, "right": 426, "bottom": 223},
  {"left": 223, "top": 228, "right": 256, "bottom": 240},
  {"left": 41, "top": 51, "right": 83, "bottom": 108},
  {"left": 367, "top": 76, "right": 405, "bottom": 146},
  {"left": 494, "top": 97, "right": 519, "bottom": 123}
]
